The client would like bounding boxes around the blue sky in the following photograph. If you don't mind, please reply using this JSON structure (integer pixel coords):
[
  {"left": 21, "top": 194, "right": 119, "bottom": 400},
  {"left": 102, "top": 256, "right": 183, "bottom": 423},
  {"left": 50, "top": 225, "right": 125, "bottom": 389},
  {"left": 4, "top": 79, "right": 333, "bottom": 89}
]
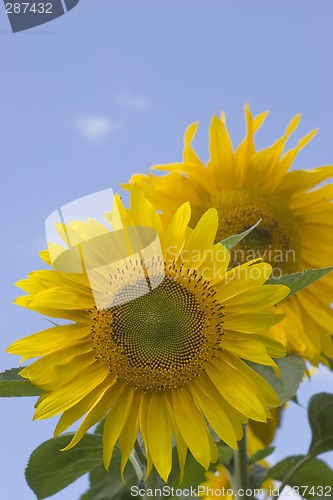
[{"left": 1, "top": 1, "right": 333, "bottom": 498}]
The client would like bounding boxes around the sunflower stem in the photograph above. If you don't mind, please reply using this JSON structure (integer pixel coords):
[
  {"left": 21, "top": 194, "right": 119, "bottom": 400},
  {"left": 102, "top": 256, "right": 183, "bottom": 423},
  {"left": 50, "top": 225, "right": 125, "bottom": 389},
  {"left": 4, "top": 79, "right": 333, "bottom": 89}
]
[
  {"left": 274, "top": 454, "right": 312, "bottom": 499},
  {"left": 232, "top": 425, "right": 253, "bottom": 500},
  {"left": 129, "top": 447, "right": 145, "bottom": 483},
  {"left": 134, "top": 439, "right": 147, "bottom": 470},
  {"left": 144, "top": 466, "right": 162, "bottom": 499}
]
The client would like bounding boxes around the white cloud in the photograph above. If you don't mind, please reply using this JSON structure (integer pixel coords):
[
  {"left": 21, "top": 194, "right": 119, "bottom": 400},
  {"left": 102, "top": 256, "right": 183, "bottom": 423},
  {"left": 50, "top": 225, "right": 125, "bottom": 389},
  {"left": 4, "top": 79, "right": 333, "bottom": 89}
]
[
  {"left": 74, "top": 116, "right": 118, "bottom": 142},
  {"left": 114, "top": 91, "right": 150, "bottom": 110}
]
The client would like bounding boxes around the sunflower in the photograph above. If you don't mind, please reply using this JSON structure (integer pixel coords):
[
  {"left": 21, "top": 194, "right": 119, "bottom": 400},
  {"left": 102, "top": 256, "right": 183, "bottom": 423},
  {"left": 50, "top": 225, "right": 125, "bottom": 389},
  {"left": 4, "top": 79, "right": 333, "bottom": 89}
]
[
  {"left": 126, "top": 106, "right": 333, "bottom": 366},
  {"left": 7, "top": 186, "right": 289, "bottom": 482}
]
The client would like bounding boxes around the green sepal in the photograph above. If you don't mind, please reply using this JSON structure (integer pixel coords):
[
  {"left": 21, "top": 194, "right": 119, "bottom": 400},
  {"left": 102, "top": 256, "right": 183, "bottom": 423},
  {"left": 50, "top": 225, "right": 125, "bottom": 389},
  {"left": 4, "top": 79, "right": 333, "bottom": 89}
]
[
  {"left": 0, "top": 367, "right": 41, "bottom": 397},
  {"left": 266, "top": 267, "right": 333, "bottom": 297},
  {"left": 219, "top": 220, "right": 261, "bottom": 250}
]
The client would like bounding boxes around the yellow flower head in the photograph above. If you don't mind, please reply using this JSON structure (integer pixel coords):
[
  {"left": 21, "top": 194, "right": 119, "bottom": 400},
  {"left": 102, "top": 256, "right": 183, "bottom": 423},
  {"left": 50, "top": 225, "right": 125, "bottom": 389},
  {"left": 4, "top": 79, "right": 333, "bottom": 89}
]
[
  {"left": 7, "top": 186, "right": 289, "bottom": 482},
  {"left": 126, "top": 106, "right": 333, "bottom": 366}
]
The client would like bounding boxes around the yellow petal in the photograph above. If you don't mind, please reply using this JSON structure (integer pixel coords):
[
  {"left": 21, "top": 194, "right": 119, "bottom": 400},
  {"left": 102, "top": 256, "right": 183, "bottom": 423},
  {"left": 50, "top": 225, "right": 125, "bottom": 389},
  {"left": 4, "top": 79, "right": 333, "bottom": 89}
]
[
  {"left": 165, "top": 202, "right": 191, "bottom": 262},
  {"left": 39, "top": 249, "right": 52, "bottom": 266},
  {"left": 19, "top": 342, "right": 93, "bottom": 390},
  {"left": 279, "top": 129, "right": 318, "bottom": 176},
  {"left": 183, "top": 122, "right": 204, "bottom": 166},
  {"left": 34, "top": 362, "right": 110, "bottom": 419},
  {"left": 54, "top": 378, "right": 112, "bottom": 437},
  {"left": 118, "top": 390, "right": 141, "bottom": 479},
  {"left": 209, "top": 115, "right": 234, "bottom": 187},
  {"left": 139, "top": 391, "right": 154, "bottom": 479},
  {"left": 6, "top": 324, "right": 90, "bottom": 358},
  {"left": 103, "top": 385, "right": 134, "bottom": 469},
  {"left": 22, "top": 287, "right": 94, "bottom": 310},
  {"left": 147, "top": 392, "right": 173, "bottom": 482},
  {"left": 106, "top": 193, "right": 134, "bottom": 230},
  {"left": 62, "top": 381, "right": 122, "bottom": 451},
  {"left": 171, "top": 386, "right": 211, "bottom": 469},
  {"left": 188, "top": 380, "right": 238, "bottom": 449},
  {"left": 225, "top": 353, "right": 280, "bottom": 408},
  {"left": 217, "top": 263, "right": 272, "bottom": 301},
  {"left": 223, "top": 311, "right": 286, "bottom": 333},
  {"left": 223, "top": 284, "right": 290, "bottom": 312},
  {"left": 198, "top": 243, "right": 230, "bottom": 284},
  {"left": 165, "top": 395, "right": 188, "bottom": 483},
  {"left": 206, "top": 354, "right": 277, "bottom": 421},
  {"left": 182, "top": 208, "right": 218, "bottom": 269},
  {"left": 277, "top": 166, "right": 333, "bottom": 197},
  {"left": 221, "top": 334, "right": 284, "bottom": 371}
]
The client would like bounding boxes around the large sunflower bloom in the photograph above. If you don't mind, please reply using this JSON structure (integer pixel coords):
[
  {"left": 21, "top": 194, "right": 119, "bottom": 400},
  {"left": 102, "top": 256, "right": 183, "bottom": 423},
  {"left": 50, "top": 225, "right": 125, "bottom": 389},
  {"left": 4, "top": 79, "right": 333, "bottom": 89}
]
[
  {"left": 7, "top": 187, "right": 289, "bottom": 482},
  {"left": 126, "top": 107, "right": 333, "bottom": 366}
]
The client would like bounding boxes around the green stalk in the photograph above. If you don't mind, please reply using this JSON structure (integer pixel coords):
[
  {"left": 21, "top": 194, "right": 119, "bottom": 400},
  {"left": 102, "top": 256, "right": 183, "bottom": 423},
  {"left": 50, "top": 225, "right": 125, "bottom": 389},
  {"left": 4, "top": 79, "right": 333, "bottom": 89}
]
[
  {"left": 134, "top": 440, "right": 147, "bottom": 470},
  {"left": 274, "top": 454, "right": 312, "bottom": 500},
  {"left": 232, "top": 425, "right": 253, "bottom": 500},
  {"left": 129, "top": 447, "right": 145, "bottom": 483},
  {"left": 129, "top": 440, "right": 162, "bottom": 499}
]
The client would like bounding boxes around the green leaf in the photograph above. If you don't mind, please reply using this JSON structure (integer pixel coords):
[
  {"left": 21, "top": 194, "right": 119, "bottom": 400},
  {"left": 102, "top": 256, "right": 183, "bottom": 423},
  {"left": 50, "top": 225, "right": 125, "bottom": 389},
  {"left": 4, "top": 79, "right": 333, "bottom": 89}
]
[
  {"left": 266, "top": 455, "right": 333, "bottom": 498},
  {"left": 266, "top": 267, "right": 333, "bottom": 297},
  {"left": 248, "top": 355, "right": 306, "bottom": 404},
  {"left": 248, "top": 446, "right": 275, "bottom": 466},
  {"left": 219, "top": 220, "right": 261, "bottom": 250},
  {"left": 0, "top": 368, "right": 41, "bottom": 397},
  {"left": 80, "top": 459, "right": 138, "bottom": 500},
  {"left": 25, "top": 433, "right": 104, "bottom": 499},
  {"left": 308, "top": 393, "right": 333, "bottom": 457}
]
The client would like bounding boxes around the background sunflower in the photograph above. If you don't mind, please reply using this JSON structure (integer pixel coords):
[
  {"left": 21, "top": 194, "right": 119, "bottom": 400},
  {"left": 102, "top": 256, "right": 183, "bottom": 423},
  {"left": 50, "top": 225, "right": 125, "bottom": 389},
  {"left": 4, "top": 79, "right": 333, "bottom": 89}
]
[{"left": 127, "top": 107, "right": 333, "bottom": 367}]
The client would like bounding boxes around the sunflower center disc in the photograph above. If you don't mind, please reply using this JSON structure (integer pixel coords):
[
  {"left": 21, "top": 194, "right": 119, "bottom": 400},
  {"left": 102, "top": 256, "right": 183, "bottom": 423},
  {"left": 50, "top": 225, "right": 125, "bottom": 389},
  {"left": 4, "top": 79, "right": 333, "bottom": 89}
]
[
  {"left": 91, "top": 270, "right": 224, "bottom": 390},
  {"left": 192, "top": 188, "right": 301, "bottom": 275}
]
